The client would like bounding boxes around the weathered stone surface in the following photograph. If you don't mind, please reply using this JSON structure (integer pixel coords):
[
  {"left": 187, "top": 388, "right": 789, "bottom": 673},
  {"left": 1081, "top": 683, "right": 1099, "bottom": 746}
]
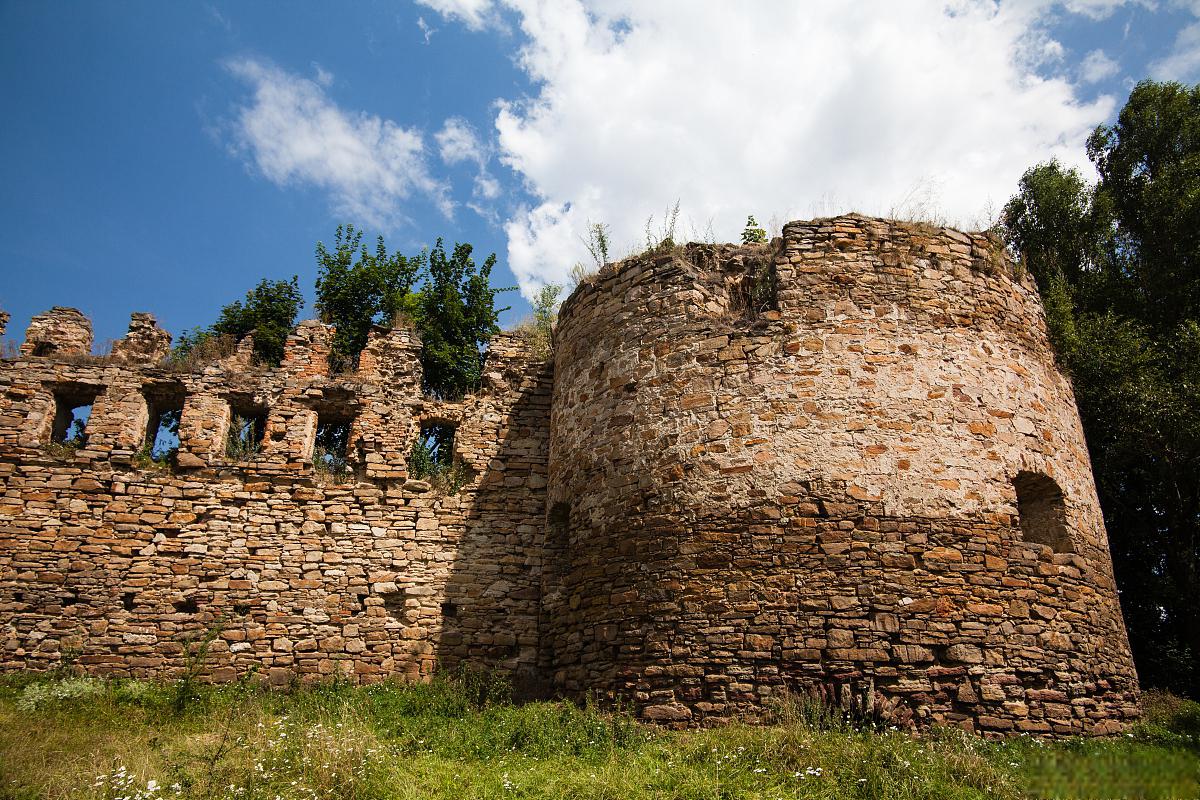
[
  {"left": 0, "top": 320, "right": 552, "bottom": 689},
  {"left": 110, "top": 313, "right": 172, "bottom": 362},
  {"left": 20, "top": 307, "right": 92, "bottom": 357},
  {"left": 0, "top": 214, "right": 1139, "bottom": 737},
  {"left": 544, "top": 214, "right": 1138, "bottom": 735}
]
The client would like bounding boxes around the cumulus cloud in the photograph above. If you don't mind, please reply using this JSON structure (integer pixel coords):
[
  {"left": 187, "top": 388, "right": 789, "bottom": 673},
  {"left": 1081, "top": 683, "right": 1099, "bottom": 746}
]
[
  {"left": 436, "top": 116, "right": 502, "bottom": 213},
  {"left": 224, "top": 57, "right": 452, "bottom": 229},
  {"left": 436, "top": 117, "right": 487, "bottom": 166},
  {"left": 1080, "top": 49, "right": 1120, "bottom": 82},
  {"left": 420, "top": 0, "right": 1128, "bottom": 297},
  {"left": 1151, "top": 16, "right": 1200, "bottom": 81}
]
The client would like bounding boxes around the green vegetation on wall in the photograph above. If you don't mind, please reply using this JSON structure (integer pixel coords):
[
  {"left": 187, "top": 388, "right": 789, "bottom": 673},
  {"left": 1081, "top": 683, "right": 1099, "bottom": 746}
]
[
  {"left": 171, "top": 277, "right": 305, "bottom": 368},
  {"left": 314, "top": 225, "right": 508, "bottom": 398}
]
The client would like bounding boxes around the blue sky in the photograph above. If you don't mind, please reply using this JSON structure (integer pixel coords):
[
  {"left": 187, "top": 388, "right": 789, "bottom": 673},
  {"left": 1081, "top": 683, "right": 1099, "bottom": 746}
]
[{"left": 2, "top": 0, "right": 1198, "bottom": 348}]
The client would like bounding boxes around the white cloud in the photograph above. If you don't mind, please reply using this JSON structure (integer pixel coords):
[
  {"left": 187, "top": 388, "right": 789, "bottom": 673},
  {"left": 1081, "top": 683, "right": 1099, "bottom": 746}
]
[
  {"left": 436, "top": 116, "right": 503, "bottom": 213},
  {"left": 1061, "top": 0, "right": 1140, "bottom": 19},
  {"left": 417, "top": 16, "right": 438, "bottom": 44},
  {"left": 1080, "top": 49, "right": 1121, "bottom": 82},
  {"left": 436, "top": 117, "right": 487, "bottom": 166},
  {"left": 224, "top": 57, "right": 452, "bottom": 229},
  {"left": 311, "top": 62, "right": 334, "bottom": 87},
  {"left": 421, "top": 1, "right": 1123, "bottom": 297},
  {"left": 1151, "top": 16, "right": 1200, "bottom": 80},
  {"left": 415, "top": 0, "right": 496, "bottom": 31}
]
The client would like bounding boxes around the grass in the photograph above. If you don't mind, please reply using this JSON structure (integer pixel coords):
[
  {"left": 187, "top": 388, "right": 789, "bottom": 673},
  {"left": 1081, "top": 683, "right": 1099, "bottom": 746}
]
[{"left": 0, "top": 673, "right": 1196, "bottom": 800}]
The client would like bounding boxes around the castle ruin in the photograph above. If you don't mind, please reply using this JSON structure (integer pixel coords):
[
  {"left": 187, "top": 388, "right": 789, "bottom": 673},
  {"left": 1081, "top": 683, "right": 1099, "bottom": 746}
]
[{"left": 0, "top": 215, "right": 1140, "bottom": 735}]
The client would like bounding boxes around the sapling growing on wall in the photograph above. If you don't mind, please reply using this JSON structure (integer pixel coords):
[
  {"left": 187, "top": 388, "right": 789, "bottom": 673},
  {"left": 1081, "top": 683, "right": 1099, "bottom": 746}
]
[{"left": 741, "top": 215, "right": 768, "bottom": 245}]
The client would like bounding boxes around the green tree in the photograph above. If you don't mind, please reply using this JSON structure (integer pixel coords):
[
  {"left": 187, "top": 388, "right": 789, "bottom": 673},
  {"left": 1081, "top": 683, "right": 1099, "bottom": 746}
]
[
  {"left": 315, "top": 224, "right": 423, "bottom": 372},
  {"left": 314, "top": 226, "right": 510, "bottom": 397},
  {"left": 1002, "top": 80, "right": 1200, "bottom": 696},
  {"left": 414, "top": 239, "right": 508, "bottom": 398},
  {"left": 172, "top": 277, "right": 304, "bottom": 367}
]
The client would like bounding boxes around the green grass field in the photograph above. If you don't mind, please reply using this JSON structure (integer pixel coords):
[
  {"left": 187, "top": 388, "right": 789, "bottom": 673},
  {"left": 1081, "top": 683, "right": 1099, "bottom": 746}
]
[{"left": 0, "top": 672, "right": 1196, "bottom": 800}]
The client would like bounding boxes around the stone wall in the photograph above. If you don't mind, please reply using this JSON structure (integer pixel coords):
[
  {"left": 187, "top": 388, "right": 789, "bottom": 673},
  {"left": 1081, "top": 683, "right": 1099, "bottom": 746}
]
[
  {"left": 0, "top": 310, "right": 552, "bottom": 686},
  {"left": 545, "top": 214, "right": 1139, "bottom": 734},
  {"left": 0, "top": 215, "right": 1140, "bottom": 735}
]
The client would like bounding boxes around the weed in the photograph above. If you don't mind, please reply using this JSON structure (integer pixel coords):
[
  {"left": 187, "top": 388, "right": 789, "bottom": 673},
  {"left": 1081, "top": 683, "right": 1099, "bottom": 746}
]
[
  {"left": 643, "top": 200, "right": 681, "bottom": 256},
  {"left": 224, "top": 414, "right": 262, "bottom": 461},
  {"left": 161, "top": 333, "right": 237, "bottom": 372},
  {"left": 313, "top": 445, "right": 351, "bottom": 483},
  {"left": 43, "top": 440, "right": 80, "bottom": 460},
  {"left": 15, "top": 676, "right": 104, "bottom": 712},
  {"left": 171, "top": 618, "right": 225, "bottom": 716},
  {"left": 512, "top": 284, "right": 561, "bottom": 359},
  {"left": 132, "top": 443, "right": 175, "bottom": 472},
  {"left": 582, "top": 221, "right": 611, "bottom": 270},
  {"left": 568, "top": 261, "right": 598, "bottom": 289}
]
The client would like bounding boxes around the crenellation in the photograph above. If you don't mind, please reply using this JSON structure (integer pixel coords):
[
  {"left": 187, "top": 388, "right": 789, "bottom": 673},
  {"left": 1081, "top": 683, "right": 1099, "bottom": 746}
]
[
  {"left": 111, "top": 312, "right": 172, "bottom": 363},
  {"left": 281, "top": 320, "right": 335, "bottom": 379},
  {"left": 0, "top": 215, "right": 1138, "bottom": 736},
  {"left": 20, "top": 307, "right": 93, "bottom": 357}
]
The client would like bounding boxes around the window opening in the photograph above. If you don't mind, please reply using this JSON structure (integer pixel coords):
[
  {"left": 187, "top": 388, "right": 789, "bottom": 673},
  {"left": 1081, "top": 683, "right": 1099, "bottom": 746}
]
[
  {"left": 143, "top": 385, "right": 184, "bottom": 464},
  {"left": 408, "top": 421, "right": 468, "bottom": 491},
  {"left": 314, "top": 414, "right": 353, "bottom": 481},
  {"left": 50, "top": 386, "right": 100, "bottom": 448},
  {"left": 1013, "top": 471, "right": 1074, "bottom": 553},
  {"left": 226, "top": 399, "right": 267, "bottom": 460}
]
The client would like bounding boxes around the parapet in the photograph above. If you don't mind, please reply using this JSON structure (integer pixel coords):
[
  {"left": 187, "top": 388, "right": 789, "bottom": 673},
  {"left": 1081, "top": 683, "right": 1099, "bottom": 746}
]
[
  {"left": 0, "top": 308, "right": 549, "bottom": 483},
  {"left": 110, "top": 313, "right": 173, "bottom": 362},
  {"left": 19, "top": 306, "right": 93, "bottom": 357}
]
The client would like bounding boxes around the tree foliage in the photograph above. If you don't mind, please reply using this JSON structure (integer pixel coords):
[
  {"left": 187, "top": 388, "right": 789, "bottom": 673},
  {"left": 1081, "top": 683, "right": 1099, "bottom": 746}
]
[
  {"left": 314, "top": 224, "right": 423, "bottom": 373},
  {"left": 172, "top": 277, "right": 304, "bottom": 367},
  {"left": 1002, "top": 80, "right": 1200, "bottom": 696},
  {"left": 415, "top": 239, "right": 506, "bottom": 398},
  {"left": 314, "top": 226, "right": 508, "bottom": 398}
]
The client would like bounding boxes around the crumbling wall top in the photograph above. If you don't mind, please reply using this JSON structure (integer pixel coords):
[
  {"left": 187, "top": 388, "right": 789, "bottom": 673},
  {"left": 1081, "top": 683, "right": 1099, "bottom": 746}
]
[
  {"left": 20, "top": 306, "right": 93, "bottom": 357},
  {"left": 111, "top": 312, "right": 172, "bottom": 363}
]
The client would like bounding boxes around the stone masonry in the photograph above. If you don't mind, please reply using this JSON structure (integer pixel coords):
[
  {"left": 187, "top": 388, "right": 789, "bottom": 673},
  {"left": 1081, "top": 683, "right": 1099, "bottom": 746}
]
[{"left": 0, "top": 215, "right": 1139, "bottom": 735}]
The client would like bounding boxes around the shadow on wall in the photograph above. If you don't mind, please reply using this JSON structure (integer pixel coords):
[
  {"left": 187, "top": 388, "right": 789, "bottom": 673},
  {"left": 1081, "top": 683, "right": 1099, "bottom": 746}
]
[{"left": 433, "top": 357, "right": 554, "bottom": 698}]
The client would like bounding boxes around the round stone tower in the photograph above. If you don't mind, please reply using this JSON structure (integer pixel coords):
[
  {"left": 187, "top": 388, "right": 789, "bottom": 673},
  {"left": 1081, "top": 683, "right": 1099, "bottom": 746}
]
[{"left": 544, "top": 214, "right": 1138, "bottom": 735}]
